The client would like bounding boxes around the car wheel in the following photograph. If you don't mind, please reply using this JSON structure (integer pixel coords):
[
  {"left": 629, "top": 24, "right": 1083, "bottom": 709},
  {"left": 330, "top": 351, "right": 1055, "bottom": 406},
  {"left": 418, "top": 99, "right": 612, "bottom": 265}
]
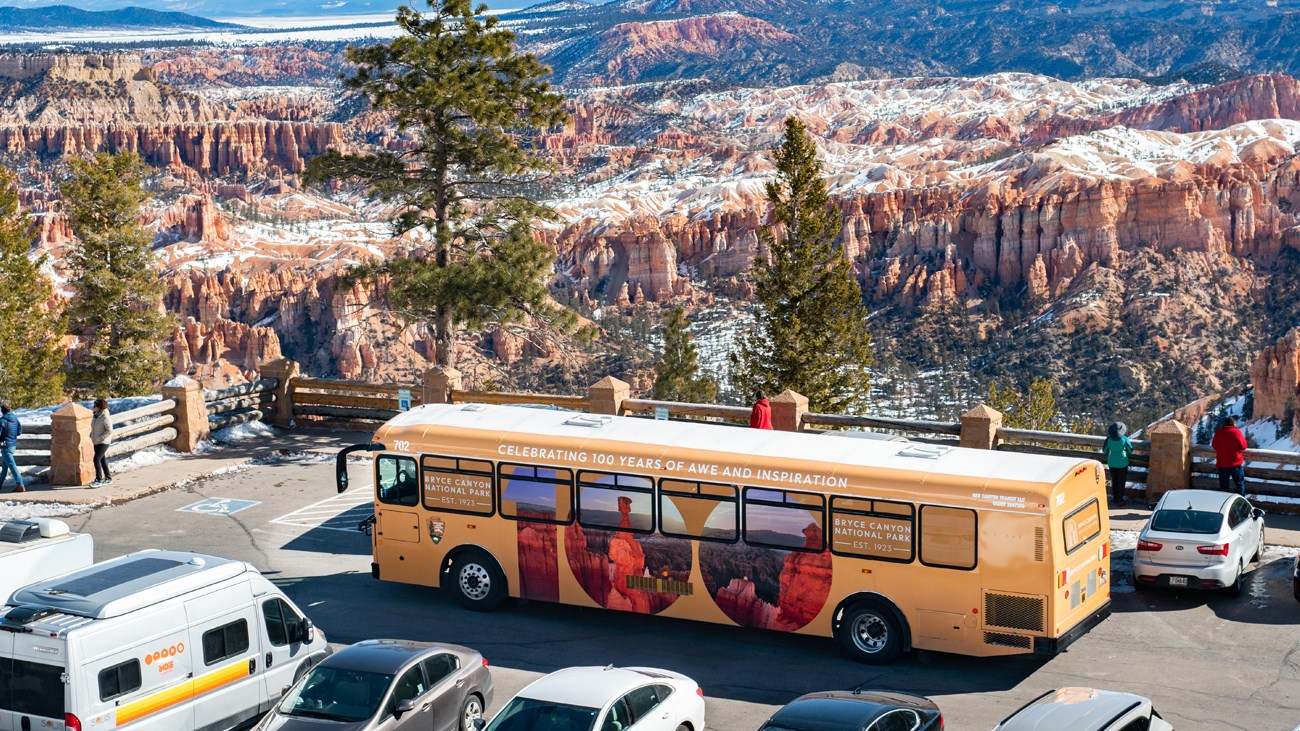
[
  {"left": 449, "top": 551, "right": 506, "bottom": 611},
  {"left": 837, "top": 604, "right": 904, "bottom": 664},
  {"left": 1227, "top": 563, "right": 1244, "bottom": 597},
  {"left": 1253, "top": 529, "right": 1264, "bottom": 563},
  {"left": 675, "top": 725, "right": 690, "bottom": 731},
  {"left": 459, "top": 693, "right": 484, "bottom": 731}
]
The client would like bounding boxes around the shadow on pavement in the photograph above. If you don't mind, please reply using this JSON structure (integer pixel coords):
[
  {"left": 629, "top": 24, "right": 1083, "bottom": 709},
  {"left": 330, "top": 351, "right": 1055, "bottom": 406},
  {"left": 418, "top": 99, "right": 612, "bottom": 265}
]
[
  {"left": 1113, "top": 556, "right": 1300, "bottom": 625},
  {"left": 278, "top": 571, "right": 1046, "bottom": 705}
]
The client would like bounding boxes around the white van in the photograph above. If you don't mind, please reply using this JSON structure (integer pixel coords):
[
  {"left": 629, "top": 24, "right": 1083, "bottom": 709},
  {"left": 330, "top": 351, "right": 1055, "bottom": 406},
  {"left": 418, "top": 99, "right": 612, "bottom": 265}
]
[
  {"left": 0, "top": 519, "right": 94, "bottom": 603},
  {"left": 0, "top": 550, "right": 331, "bottom": 731}
]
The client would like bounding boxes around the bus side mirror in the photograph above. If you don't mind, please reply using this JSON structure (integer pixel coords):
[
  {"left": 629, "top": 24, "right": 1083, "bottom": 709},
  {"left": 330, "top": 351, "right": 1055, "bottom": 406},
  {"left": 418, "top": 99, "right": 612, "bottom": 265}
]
[{"left": 336, "top": 442, "right": 386, "bottom": 493}]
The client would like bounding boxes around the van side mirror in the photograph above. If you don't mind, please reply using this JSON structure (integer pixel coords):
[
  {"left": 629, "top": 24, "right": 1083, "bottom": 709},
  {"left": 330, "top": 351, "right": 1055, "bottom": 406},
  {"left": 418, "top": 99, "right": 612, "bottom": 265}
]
[
  {"left": 297, "top": 618, "right": 315, "bottom": 644},
  {"left": 395, "top": 699, "right": 416, "bottom": 718}
]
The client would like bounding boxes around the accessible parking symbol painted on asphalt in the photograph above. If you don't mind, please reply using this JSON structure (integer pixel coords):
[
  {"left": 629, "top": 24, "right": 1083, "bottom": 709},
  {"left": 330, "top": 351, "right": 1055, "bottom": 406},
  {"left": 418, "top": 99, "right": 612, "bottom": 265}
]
[{"left": 177, "top": 497, "right": 261, "bottom": 516}]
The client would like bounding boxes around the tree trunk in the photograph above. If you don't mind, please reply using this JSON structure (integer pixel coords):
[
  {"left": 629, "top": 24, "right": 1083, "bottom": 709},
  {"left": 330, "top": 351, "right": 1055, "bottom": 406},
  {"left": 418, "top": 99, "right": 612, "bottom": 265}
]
[{"left": 435, "top": 305, "right": 454, "bottom": 367}]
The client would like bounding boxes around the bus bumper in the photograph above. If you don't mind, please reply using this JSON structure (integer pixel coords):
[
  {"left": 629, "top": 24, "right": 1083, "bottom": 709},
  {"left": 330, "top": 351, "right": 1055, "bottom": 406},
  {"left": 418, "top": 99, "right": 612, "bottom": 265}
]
[{"left": 1034, "top": 600, "right": 1111, "bottom": 655}]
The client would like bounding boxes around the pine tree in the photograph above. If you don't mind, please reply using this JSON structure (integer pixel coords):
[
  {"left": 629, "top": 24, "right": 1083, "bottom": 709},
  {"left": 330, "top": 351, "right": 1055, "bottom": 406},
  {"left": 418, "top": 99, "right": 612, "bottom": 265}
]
[
  {"left": 0, "top": 167, "right": 65, "bottom": 407},
  {"left": 653, "top": 307, "right": 715, "bottom": 403},
  {"left": 728, "top": 117, "right": 873, "bottom": 413},
  {"left": 306, "top": 0, "right": 573, "bottom": 369},
  {"left": 62, "top": 152, "right": 172, "bottom": 397},
  {"left": 986, "top": 377, "right": 1062, "bottom": 431}
]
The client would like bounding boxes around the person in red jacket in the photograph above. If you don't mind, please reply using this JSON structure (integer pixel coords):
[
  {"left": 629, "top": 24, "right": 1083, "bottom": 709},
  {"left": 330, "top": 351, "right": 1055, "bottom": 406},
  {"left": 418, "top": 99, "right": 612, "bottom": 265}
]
[
  {"left": 749, "top": 389, "right": 773, "bottom": 430},
  {"left": 1212, "top": 416, "right": 1249, "bottom": 495}
]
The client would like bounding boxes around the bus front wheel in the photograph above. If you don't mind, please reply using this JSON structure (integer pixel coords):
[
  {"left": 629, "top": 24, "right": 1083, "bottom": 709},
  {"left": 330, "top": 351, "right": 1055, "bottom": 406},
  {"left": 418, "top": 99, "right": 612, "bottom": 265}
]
[
  {"left": 448, "top": 551, "right": 506, "bottom": 611},
  {"left": 837, "top": 604, "right": 904, "bottom": 664}
]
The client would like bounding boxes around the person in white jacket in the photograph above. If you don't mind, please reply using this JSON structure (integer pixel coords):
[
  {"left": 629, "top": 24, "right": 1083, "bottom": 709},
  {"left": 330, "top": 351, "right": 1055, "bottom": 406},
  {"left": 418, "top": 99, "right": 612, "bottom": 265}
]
[{"left": 91, "top": 398, "right": 114, "bottom": 487}]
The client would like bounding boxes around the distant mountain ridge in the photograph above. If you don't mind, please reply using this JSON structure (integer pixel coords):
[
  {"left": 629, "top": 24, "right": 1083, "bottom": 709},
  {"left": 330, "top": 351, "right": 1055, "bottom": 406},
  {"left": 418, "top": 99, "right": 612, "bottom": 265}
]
[{"left": 0, "top": 4, "right": 243, "bottom": 29}]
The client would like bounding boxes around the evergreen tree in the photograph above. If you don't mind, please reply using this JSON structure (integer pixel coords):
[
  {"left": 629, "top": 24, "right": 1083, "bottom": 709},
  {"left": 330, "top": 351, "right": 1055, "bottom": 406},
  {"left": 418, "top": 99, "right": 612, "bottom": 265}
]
[
  {"left": 306, "top": 0, "right": 573, "bottom": 369},
  {"left": 62, "top": 152, "right": 172, "bottom": 397},
  {"left": 652, "top": 307, "right": 715, "bottom": 403},
  {"left": 985, "top": 377, "right": 1063, "bottom": 431},
  {"left": 728, "top": 117, "right": 873, "bottom": 413},
  {"left": 0, "top": 167, "right": 65, "bottom": 407}
]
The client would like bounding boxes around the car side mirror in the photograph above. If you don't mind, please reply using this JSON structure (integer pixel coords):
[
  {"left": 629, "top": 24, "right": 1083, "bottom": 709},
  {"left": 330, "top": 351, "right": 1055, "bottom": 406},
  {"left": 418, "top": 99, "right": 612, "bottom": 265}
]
[
  {"left": 1253, "top": 508, "right": 1266, "bottom": 520},
  {"left": 473, "top": 718, "right": 486, "bottom": 731},
  {"left": 395, "top": 699, "right": 416, "bottom": 718},
  {"left": 297, "top": 618, "right": 315, "bottom": 644}
]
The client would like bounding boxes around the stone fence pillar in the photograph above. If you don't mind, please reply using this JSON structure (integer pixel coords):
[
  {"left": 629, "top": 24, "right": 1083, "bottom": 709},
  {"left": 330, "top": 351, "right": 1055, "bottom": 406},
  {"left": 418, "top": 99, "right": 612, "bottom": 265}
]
[
  {"left": 422, "top": 366, "right": 462, "bottom": 404},
  {"left": 1147, "top": 419, "right": 1191, "bottom": 503},
  {"left": 588, "top": 376, "right": 630, "bottom": 416},
  {"left": 960, "top": 404, "right": 1003, "bottom": 450},
  {"left": 260, "top": 357, "right": 300, "bottom": 427},
  {"left": 771, "top": 390, "right": 808, "bottom": 432},
  {"left": 50, "top": 403, "right": 94, "bottom": 486},
  {"left": 162, "top": 376, "right": 209, "bottom": 452}
]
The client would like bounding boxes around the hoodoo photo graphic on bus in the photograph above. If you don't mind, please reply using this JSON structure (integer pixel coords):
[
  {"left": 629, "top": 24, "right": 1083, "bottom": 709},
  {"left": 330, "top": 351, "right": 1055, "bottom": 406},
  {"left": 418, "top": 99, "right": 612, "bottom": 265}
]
[{"left": 335, "top": 404, "right": 1112, "bottom": 664}]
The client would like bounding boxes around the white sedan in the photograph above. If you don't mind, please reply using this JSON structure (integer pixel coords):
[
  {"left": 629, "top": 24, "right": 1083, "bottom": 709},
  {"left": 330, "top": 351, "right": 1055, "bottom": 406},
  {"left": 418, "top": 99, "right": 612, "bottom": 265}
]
[
  {"left": 481, "top": 666, "right": 705, "bottom": 731},
  {"left": 1132, "top": 489, "right": 1265, "bottom": 595}
]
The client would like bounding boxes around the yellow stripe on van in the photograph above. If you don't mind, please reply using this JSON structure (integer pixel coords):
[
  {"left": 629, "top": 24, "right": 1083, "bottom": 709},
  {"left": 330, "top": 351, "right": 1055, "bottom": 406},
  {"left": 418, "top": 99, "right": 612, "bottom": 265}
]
[{"left": 115, "top": 659, "right": 250, "bottom": 727}]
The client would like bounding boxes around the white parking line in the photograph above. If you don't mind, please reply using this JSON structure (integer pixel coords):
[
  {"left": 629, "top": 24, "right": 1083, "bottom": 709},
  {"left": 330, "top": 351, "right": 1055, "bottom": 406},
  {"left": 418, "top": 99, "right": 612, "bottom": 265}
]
[{"left": 270, "top": 488, "right": 375, "bottom": 533}]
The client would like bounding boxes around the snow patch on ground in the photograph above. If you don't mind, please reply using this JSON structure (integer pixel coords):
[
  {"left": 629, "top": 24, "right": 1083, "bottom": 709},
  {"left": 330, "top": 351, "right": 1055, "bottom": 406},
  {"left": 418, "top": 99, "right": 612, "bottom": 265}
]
[
  {"left": 212, "top": 420, "right": 278, "bottom": 444},
  {"left": 0, "top": 501, "right": 93, "bottom": 521}
]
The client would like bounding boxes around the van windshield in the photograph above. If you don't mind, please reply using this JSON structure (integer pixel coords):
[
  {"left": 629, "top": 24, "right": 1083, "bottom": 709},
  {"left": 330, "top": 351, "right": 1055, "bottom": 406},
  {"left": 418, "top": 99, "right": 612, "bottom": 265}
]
[
  {"left": 0, "top": 658, "right": 66, "bottom": 719},
  {"left": 278, "top": 666, "right": 394, "bottom": 723}
]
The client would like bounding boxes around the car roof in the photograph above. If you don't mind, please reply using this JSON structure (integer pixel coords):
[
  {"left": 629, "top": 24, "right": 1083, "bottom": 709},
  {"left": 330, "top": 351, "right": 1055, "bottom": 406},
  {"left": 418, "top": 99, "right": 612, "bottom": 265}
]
[
  {"left": 515, "top": 667, "right": 677, "bottom": 708},
  {"left": 767, "top": 691, "right": 939, "bottom": 731},
  {"left": 997, "top": 688, "right": 1145, "bottom": 730},
  {"left": 320, "top": 640, "right": 468, "bottom": 674},
  {"left": 1155, "top": 489, "right": 1235, "bottom": 513}
]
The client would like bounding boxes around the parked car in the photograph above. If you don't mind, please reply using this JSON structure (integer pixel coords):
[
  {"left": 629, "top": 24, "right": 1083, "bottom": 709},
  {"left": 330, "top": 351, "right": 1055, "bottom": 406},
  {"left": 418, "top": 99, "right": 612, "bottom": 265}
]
[
  {"left": 1132, "top": 489, "right": 1265, "bottom": 595},
  {"left": 1293, "top": 555, "right": 1299, "bottom": 602},
  {"left": 993, "top": 688, "right": 1172, "bottom": 731},
  {"left": 757, "top": 690, "right": 943, "bottom": 731},
  {"left": 254, "top": 639, "right": 492, "bottom": 731},
  {"left": 482, "top": 665, "right": 705, "bottom": 731}
]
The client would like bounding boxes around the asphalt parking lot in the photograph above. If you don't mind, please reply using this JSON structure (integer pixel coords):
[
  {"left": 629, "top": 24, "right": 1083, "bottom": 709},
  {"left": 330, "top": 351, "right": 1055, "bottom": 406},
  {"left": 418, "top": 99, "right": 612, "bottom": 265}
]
[{"left": 58, "top": 453, "right": 1300, "bottom": 731}]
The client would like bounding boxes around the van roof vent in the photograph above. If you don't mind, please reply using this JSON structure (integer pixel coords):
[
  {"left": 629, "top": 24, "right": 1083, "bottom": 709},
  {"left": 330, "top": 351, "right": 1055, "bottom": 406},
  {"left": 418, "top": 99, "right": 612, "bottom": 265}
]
[
  {"left": 565, "top": 414, "right": 613, "bottom": 429},
  {"left": 3, "top": 604, "right": 58, "bottom": 625},
  {"left": 897, "top": 444, "right": 951, "bottom": 459},
  {"left": 0, "top": 520, "right": 41, "bottom": 544}
]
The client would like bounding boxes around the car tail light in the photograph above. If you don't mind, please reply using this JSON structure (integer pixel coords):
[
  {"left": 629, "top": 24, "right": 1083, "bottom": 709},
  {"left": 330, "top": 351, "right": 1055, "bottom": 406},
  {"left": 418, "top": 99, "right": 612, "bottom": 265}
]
[
  {"left": 65, "top": 714, "right": 83, "bottom": 731},
  {"left": 482, "top": 657, "right": 490, "bottom": 667},
  {"left": 938, "top": 714, "right": 944, "bottom": 729},
  {"left": 696, "top": 687, "right": 704, "bottom": 698},
  {"left": 1137, "top": 540, "right": 1162, "bottom": 552},
  {"left": 1198, "top": 543, "right": 1229, "bottom": 555}
]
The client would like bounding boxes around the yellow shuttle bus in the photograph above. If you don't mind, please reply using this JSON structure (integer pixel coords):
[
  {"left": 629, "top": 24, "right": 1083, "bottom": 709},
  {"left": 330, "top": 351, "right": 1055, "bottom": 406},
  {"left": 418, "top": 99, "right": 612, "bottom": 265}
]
[{"left": 336, "top": 403, "right": 1111, "bottom": 663}]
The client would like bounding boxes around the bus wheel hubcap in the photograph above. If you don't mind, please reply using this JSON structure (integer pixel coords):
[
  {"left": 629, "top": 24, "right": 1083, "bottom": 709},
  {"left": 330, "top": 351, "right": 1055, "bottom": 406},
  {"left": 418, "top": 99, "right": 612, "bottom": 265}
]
[
  {"left": 853, "top": 614, "right": 887, "bottom": 653},
  {"left": 461, "top": 564, "right": 491, "bottom": 600}
]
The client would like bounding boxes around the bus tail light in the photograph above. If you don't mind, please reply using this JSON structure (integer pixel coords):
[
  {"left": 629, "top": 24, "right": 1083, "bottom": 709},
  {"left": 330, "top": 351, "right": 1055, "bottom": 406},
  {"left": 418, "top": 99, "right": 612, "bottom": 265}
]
[
  {"left": 1198, "top": 543, "right": 1229, "bottom": 556},
  {"left": 1137, "top": 540, "right": 1162, "bottom": 552},
  {"left": 1057, "top": 570, "right": 1068, "bottom": 588},
  {"left": 1100, "top": 541, "right": 1109, "bottom": 559},
  {"left": 65, "top": 714, "right": 83, "bottom": 731}
]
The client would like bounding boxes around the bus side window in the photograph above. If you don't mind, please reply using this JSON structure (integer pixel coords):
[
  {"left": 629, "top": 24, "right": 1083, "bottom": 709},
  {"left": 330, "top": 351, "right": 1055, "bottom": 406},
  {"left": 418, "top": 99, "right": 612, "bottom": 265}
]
[
  {"left": 377, "top": 455, "right": 419, "bottom": 507},
  {"left": 743, "top": 488, "right": 825, "bottom": 552},
  {"left": 659, "top": 480, "right": 737, "bottom": 542},
  {"left": 578, "top": 471, "right": 654, "bottom": 533},
  {"left": 919, "top": 505, "right": 977, "bottom": 570},
  {"left": 499, "top": 463, "right": 574, "bottom": 524}
]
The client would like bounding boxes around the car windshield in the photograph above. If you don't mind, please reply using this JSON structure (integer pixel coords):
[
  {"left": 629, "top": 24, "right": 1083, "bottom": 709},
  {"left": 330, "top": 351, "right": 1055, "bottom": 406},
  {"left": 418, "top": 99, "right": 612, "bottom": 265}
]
[
  {"left": 1151, "top": 509, "right": 1223, "bottom": 534},
  {"left": 483, "top": 697, "right": 601, "bottom": 731},
  {"left": 277, "top": 666, "right": 394, "bottom": 723}
]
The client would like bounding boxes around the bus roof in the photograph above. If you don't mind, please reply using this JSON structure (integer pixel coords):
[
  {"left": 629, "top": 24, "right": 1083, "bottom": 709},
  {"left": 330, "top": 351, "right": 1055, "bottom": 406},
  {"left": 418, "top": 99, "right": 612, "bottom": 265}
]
[{"left": 378, "top": 404, "right": 1091, "bottom": 500}]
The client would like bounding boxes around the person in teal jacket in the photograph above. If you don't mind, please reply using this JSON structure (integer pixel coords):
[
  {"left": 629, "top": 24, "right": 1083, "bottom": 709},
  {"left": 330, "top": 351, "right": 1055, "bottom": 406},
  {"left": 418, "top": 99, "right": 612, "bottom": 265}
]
[{"left": 1102, "top": 421, "right": 1134, "bottom": 506}]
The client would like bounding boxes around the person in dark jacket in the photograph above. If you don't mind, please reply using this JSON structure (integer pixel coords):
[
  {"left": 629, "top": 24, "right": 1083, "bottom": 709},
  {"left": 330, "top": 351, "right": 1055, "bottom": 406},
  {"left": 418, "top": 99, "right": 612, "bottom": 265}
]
[
  {"left": 749, "top": 389, "right": 773, "bottom": 430},
  {"left": 1101, "top": 421, "right": 1133, "bottom": 506},
  {"left": 91, "top": 398, "right": 114, "bottom": 487},
  {"left": 1212, "top": 416, "right": 1249, "bottom": 495},
  {"left": 0, "top": 401, "right": 24, "bottom": 493}
]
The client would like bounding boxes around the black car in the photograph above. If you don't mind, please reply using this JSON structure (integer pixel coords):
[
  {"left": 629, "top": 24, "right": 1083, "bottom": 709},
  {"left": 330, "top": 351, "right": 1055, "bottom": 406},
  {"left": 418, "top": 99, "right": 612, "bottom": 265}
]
[
  {"left": 758, "top": 690, "right": 943, "bottom": 731},
  {"left": 1293, "top": 555, "right": 1299, "bottom": 601}
]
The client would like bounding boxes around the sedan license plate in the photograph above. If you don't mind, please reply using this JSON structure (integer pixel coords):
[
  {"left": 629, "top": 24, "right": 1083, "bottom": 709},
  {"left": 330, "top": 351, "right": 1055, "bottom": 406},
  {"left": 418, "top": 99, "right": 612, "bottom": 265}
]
[{"left": 1168, "top": 576, "right": 1188, "bottom": 587}]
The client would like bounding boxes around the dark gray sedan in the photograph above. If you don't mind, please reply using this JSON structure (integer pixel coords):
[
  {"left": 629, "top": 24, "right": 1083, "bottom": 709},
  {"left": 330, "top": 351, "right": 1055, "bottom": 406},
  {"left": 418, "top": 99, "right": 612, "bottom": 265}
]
[{"left": 253, "top": 640, "right": 493, "bottom": 731}]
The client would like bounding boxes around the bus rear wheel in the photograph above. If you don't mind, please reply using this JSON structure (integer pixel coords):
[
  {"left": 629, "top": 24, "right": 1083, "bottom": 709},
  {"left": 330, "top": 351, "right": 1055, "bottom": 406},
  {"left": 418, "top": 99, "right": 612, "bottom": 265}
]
[
  {"left": 837, "top": 604, "right": 904, "bottom": 664},
  {"left": 449, "top": 551, "right": 506, "bottom": 611}
]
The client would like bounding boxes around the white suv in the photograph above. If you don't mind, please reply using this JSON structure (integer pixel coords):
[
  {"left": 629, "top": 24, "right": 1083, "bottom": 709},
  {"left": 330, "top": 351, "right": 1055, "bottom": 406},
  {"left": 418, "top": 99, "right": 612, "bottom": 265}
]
[{"left": 993, "top": 688, "right": 1173, "bottom": 731}]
